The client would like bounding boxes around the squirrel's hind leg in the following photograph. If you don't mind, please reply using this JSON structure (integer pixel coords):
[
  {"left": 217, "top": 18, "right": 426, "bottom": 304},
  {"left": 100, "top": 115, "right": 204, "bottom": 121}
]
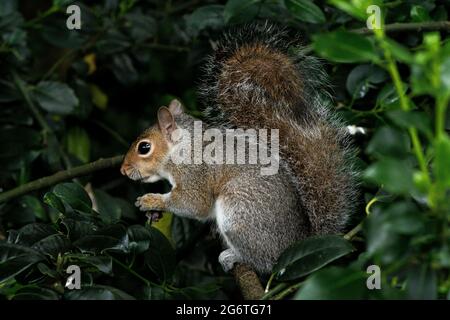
[{"left": 214, "top": 196, "right": 275, "bottom": 274}]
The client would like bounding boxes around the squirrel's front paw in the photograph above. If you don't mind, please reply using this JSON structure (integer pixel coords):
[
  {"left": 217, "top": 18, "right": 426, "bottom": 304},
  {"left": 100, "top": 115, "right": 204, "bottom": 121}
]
[
  {"left": 135, "top": 194, "right": 166, "bottom": 212},
  {"left": 219, "top": 249, "right": 240, "bottom": 273}
]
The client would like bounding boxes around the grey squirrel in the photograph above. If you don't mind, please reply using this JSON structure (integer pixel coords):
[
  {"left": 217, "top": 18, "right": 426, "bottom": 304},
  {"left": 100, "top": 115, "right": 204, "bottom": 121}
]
[{"left": 120, "top": 24, "right": 358, "bottom": 274}]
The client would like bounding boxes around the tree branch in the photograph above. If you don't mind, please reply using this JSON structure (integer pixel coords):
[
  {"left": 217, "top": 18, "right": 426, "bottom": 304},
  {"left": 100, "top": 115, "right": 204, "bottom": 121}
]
[
  {"left": 0, "top": 155, "right": 124, "bottom": 203},
  {"left": 354, "top": 21, "right": 450, "bottom": 35},
  {"left": 232, "top": 263, "right": 265, "bottom": 300}
]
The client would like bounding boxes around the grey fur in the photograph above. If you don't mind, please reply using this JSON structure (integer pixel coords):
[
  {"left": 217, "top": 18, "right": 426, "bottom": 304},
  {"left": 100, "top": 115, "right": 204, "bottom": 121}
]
[{"left": 127, "top": 23, "right": 359, "bottom": 274}]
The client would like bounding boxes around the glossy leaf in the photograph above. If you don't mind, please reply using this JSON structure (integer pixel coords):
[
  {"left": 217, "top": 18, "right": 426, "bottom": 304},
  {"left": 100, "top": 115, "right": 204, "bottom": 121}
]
[
  {"left": 313, "top": 31, "right": 379, "bottom": 63},
  {"left": 295, "top": 267, "right": 367, "bottom": 299},
  {"left": 273, "top": 235, "right": 354, "bottom": 281},
  {"left": 33, "top": 81, "right": 78, "bottom": 115},
  {"left": 284, "top": 0, "right": 325, "bottom": 24},
  {"left": 53, "top": 183, "right": 92, "bottom": 213}
]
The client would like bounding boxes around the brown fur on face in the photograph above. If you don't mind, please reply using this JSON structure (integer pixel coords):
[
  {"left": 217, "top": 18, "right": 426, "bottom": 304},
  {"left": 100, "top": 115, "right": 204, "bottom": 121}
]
[
  {"left": 120, "top": 100, "right": 183, "bottom": 182},
  {"left": 120, "top": 126, "right": 170, "bottom": 182}
]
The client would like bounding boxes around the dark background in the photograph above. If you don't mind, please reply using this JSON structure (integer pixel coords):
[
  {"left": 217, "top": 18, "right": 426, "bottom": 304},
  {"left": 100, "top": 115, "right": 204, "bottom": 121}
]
[{"left": 0, "top": 0, "right": 449, "bottom": 300}]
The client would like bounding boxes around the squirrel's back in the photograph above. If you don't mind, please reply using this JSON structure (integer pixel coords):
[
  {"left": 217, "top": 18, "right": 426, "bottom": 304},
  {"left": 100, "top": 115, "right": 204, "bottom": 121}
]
[{"left": 200, "top": 23, "right": 358, "bottom": 235}]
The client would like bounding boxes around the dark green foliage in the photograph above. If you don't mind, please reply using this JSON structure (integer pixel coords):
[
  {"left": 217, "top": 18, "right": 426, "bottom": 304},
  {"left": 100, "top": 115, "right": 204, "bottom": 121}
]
[{"left": 0, "top": 0, "right": 449, "bottom": 300}]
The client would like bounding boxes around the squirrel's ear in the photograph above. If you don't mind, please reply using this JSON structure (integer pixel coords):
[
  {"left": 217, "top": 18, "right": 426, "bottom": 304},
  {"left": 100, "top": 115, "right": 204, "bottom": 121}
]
[
  {"left": 157, "top": 107, "right": 176, "bottom": 140},
  {"left": 168, "top": 99, "right": 184, "bottom": 116}
]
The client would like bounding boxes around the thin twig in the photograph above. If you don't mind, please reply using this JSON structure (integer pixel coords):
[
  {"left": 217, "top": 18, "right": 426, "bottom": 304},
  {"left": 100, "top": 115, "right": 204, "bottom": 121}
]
[
  {"left": 0, "top": 155, "right": 124, "bottom": 203},
  {"left": 141, "top": 43, "right": 190, "bottom": 53},
  {"left": 343, "top": 222, "right": 363, "bottom": 241},
  {"left": 12, "top": 72, "right": 74, "bottom": 170}
]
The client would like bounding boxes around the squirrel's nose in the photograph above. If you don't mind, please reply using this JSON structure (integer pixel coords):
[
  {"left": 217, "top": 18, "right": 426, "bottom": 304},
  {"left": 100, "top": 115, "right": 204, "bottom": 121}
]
[{"left": 120, "top": 163, "right": 128, "bottom": 176}]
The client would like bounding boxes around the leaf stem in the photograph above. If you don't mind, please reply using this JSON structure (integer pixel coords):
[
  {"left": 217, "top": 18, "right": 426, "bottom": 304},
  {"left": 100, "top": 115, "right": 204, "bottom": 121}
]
[
  {"left": 373, "top": 27, "right": 431, "bottom": 185},
  {"left": 435, "top": 95, "right": 448, "bottom": 139},
  {"left": 343, "top": 222, "right": 363, "bottom": 241},
  {"left": 12, "top": 72, "right": 76, "bottom": 171},
  {"left": 12, "top": 72, "right": 52, "bottom": 135},
  {"left": 273, "top": 282, "right": 303, "bottom": 300},
  {"left": 261, "top": 283, "right": 288, "bottom": 300},
  {"left": 264, "top": 272, "right": 275, "bottom": 293},
  {"left": 108, "top": 254, "right": 153, "bottom": 287}
]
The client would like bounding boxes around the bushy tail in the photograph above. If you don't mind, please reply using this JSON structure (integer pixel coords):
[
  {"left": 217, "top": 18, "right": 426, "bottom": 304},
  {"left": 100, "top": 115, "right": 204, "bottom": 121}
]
[{"left": 200, "top": 23, "right": 358, "bottom": 235}]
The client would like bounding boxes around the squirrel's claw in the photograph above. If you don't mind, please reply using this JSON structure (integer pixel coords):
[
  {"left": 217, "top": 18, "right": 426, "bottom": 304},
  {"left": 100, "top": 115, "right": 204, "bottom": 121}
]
[{"left": 219, "top": 248, "right": 240, "bottom": 273}]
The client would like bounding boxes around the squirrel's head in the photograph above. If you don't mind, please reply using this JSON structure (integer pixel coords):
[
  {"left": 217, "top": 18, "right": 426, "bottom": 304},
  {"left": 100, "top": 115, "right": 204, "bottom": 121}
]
[{"left": 120, "top": 99, "right": 184, "bottom": 183}]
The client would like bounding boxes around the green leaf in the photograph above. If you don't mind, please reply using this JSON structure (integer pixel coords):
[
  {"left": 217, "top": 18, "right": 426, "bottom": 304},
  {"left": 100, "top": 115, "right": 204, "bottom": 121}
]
[
  {"left": 387, "top": 110, "right": 432, "bottom": 138},
  {"left": 142, "top": 285, "right": 169, "bottom": 299},
  {"left": 186, "top": 5, "right": 224, "bottom": 37},
  {"left": 64, "top": 285, "right": 135, "bottom": 300},
  {"left": 171, "top": 217, "right": 203, "bottom": 250},
  {"left": 53, "top": 182, "right": 92, "bottom": 213},
  {"left": 19, "top": 196, "right": 47, "bottom": 221},
  {"left": 364, "top": 158, "right": 413, "bottom": 194},
  {"left": 33, "top": 81, "right": 79, "bottom": 115},
  {"left": 441, "top": 55, "right": 450, "bottom": 99},
  {"left": 61, "top": 218, "right": 98, "bottom": 241},
  {"left": 365, "top": 205, "right": 410, "bottom": 264},
  {"left": 223, "top": 0, "right": 261, "bottom": 23},
  {"left": 40, "top": 17, "right": 87, "bottom": 48},
  {"left": 74, "top": 224, "right": 129, "bottom": 254},
  {"left": 74, "top": 235, "right": 128, "bottom": 254},
  {"left": 346, "top": 64, "right": 386, "bottom": 99},
  {"left": 284, "top": 0, "right": 325, "bottom": 24},
  {"left": 12, "top": 287, "right": 60, "bottom": 300},
  {"left": 127, "top": 225, "right": 152, "bottom": 254},
  {"left": 124, "top": 13, "right": 156, "bottom": 42},
  {"left": 0, "top": 243, "right": 44, "bottom": 283},
  {"left": 385, "top": 39, "right": 413, "bottom": 64},
  {"left": 406, "top": 265, "right": 437, "bottom": 299},
  {"left": 376, "top": 82, "right": 407, "bottom": 109},
  {"left": 329, "top": 0, "right": 382, "bottom": 21},
  {"left": 13, "top": 223, "right": 57, "bottom": 246},
  {"left": 37, "top": 262, "right": 59, "bottom": 278},
  {"left": 410, "top": 5, "right": 430, "bottom": 23},
  {"left": 31, "top": 234, "right": 71, "bottom": 258},
  {"left": 434, "top": 135, "right": 450, "bottom": 188},
  {"left": 82, "top": 255, "right": 113, "bottom": 274},
  {"left": 144, "top": 227, "right": 176, "bottom": 281},
  {"left": 366, "top": 126, "right": 410, "bottom": 158},
  {"left": 313, "top": 31, "right": 379, "bottom": 63},
  {"left": 93, "top": 190, "right": 122, "bottom": 224},
  {"left": 0, "top": 1, "right": 19, "bottom": 15},
  {"left": 64, "top": 254, "right": 112, "bottom": 274},
  {"left": 43, "top": 192, "right": 66, "bottom": 214},
  {"left": 383, "top": 201, "right": 424, "bottom": 235},
  {"left": 53, "top": 0, "right": 75, "bottom": 8},
  {"left": 96, "top": 29, "right": 130, "bottom": 55},
  {"left": 65, "top": 126, "right": 90, "bottom": 163},
  {"left": 273, "top": 235, "right": 354, "bottom": 281},
  {"left": 111, "top": 53, "right": 138, "bottom": 86},
  {"left": 295, "top": 267, "right": 367, "bottom": 299}
]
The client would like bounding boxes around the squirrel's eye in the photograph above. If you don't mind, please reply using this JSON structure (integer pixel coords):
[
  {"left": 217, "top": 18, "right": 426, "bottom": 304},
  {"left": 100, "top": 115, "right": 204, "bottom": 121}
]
[{"left": 137, "top": 141, "right": 151, "bottom": 155}]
